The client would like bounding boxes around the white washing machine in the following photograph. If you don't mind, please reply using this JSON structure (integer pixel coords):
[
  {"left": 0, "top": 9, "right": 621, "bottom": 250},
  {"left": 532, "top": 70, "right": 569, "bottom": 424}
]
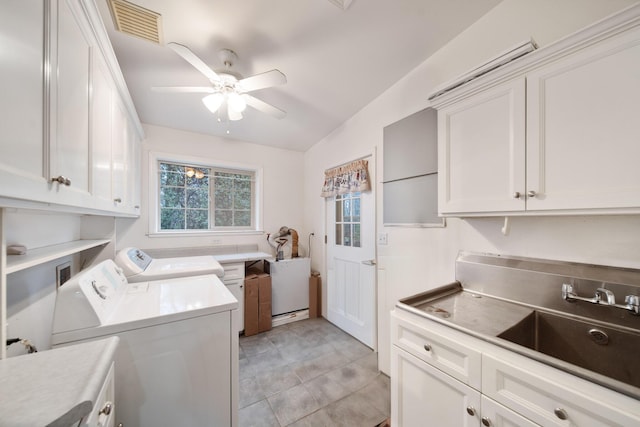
[
  {"left": 52, "top": 260, "right": 238, "bottom": 427},
  {"left": 115, "top": 247, "right": 224, "bottom": 282}
]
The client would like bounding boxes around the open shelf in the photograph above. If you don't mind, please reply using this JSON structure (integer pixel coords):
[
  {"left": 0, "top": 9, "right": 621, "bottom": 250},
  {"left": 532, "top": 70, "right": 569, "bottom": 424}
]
[{"left": 6, "top": 239, "right": 110, "bottom": 274}]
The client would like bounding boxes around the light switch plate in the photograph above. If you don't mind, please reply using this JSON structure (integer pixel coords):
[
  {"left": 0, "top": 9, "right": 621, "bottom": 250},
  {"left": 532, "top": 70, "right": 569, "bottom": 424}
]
[{"left": 377, "top": 233, "right": 388, "bottom": 245}]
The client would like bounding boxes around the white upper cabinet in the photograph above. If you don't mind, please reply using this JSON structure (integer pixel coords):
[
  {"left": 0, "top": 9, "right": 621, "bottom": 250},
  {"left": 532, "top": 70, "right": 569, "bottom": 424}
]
[
  {"left": 526, "top": 26, "right": 640, "bottom": 212},
  {"left": 0, "top": 0, "right": 143, "bottom": 216},
  {"left": 438, "top": 79, "right": 525, "bottom": 214},
  {"left": 53, "top": 0, "right": 92, "bottom": 198},
  {"left": 433, "top": 5, "right": 640, "bottom": 216},
  {"left": 0, "top": 1, "right": 48, "bottom": 199},
  {"left": 91, "top": 50, "right": 114, "bottom": 206}
]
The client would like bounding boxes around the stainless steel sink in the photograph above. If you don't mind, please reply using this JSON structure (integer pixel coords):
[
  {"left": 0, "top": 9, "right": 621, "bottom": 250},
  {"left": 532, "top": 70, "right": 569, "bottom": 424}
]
[{"left": 498, "top": 310, "right": 640, "bottom": 389}]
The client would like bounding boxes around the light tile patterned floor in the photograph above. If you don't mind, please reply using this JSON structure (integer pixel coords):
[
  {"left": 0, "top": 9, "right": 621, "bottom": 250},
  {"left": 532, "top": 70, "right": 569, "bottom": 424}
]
[{"left": 239, "top": 317, "right": 390, "bottom": 427}]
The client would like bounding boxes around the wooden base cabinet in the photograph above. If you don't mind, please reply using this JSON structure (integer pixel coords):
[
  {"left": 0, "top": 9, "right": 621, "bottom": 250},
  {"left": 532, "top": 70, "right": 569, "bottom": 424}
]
[{"left": 391, "top": 309, "right": 640, "bottom": 427}]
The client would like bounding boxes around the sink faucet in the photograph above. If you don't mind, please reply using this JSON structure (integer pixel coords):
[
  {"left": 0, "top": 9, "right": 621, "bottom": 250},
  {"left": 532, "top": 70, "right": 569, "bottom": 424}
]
[
  {"left": 562, "top": 283, "right": 640, "bottom": 315},
  {"left": 595, "top": 288, "right": 616, "bottom": 305}
]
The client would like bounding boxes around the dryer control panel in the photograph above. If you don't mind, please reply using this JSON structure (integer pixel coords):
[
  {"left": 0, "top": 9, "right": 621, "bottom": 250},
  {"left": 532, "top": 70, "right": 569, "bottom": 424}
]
[{"left": 116, "top": 247, "right": 153, "bottom": 277}]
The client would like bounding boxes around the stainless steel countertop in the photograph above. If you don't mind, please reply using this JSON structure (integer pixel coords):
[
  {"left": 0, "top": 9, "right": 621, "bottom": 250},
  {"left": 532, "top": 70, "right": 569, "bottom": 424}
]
[{"left": 397, "top": 282, "right": 640, "bottom": 401}]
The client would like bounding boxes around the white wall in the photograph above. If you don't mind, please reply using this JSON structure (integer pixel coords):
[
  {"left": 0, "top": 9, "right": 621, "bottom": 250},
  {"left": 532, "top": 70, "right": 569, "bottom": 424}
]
[
  {"left": 303, "top": 0, "right": 640, "bottom": 375},
  {"left": 117, "top": 123, "right": 306, "bottom": 255}
]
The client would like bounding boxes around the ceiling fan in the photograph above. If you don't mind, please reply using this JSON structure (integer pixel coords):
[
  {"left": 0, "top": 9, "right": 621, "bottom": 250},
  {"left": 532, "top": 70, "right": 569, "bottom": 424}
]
[{"left": 153, "top": 42, "right": 287, "bottom": 121}]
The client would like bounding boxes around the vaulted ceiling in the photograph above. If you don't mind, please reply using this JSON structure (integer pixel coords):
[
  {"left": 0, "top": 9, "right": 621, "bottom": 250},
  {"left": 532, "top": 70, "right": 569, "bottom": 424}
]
[{"left": 97, "top": 0, "right": 501, "bottom": 151}]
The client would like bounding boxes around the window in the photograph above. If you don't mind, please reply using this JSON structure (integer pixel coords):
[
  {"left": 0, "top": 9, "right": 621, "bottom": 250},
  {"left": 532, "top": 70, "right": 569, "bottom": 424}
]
[
  {"left": 334, "top": 192, "right": 361, "bottom": 247},
  {"left": 150, "top": 153, "right": 261, "bottom": 234}
]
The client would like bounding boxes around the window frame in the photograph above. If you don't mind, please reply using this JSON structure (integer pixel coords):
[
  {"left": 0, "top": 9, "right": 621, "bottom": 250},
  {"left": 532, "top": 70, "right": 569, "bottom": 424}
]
[{"left": 148, "top": 151, "right": 263, "bottom": 236}]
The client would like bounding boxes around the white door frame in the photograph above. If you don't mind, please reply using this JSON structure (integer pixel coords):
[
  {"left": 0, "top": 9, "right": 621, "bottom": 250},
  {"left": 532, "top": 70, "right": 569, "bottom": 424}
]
[{"left": 323, "top": 151, "right": 377, "bottom": 350}]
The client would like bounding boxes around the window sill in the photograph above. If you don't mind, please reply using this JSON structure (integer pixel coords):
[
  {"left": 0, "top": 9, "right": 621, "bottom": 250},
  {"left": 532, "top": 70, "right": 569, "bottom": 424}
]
[{"left": 147, "top": 230, "right": 265, "bottom": 238}]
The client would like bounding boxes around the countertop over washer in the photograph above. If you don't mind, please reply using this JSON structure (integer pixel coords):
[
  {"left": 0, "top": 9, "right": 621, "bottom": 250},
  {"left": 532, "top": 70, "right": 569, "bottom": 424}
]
[{"left": 0, "top": 337, "right": 119, "bottom": 427}]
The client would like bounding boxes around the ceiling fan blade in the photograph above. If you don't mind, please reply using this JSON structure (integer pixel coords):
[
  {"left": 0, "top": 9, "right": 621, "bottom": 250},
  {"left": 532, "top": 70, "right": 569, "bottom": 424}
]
[
  {"left": 245, "top": 95, "right": 286, "bottom": 119},
  {"left": 167, "top": 42, "right": 220, "bottom": 82},
  {"left": 238, "top": 70, "right": 286, "bottom": 93},
  {"left": 152, "top": 86, "right": 215, "bottom": 93}
]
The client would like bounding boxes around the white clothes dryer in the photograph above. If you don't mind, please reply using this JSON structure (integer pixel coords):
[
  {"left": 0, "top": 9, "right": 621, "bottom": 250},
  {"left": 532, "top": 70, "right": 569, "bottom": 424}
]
[
  {"left": 52, "top": 260, "right": 239, "bottom": 427},
  {"left": 115, "top": 247, "right": 224, "bottom": 282}
]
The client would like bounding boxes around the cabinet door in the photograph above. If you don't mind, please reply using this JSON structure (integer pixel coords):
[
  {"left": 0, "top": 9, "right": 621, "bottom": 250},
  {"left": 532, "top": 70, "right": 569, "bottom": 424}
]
[
  {"left": 481, "top": 396, "right": 539, "bottom": 427},
  {"left": 0, "top": 0, "right": 49, "bottom": 200},
  {"left": 391, "top": 346, "right": 481, "bottom": 427},
  {"left": 225, "top": 279, "right": 245, "bottom": 333},
  {"left": 126, "top": 119, "right": 141, "bottom": 213},
  {"left": 438, "top": 79, "right": 526, "bottom": 215},
  {"left": 527, "top": 26, "right": 640, "bottom": 211},
  {"left": 91, "top": 52, "right": 113, "bottom": 206},
  {"left": 53, "top": 0, "right": 91, "bottom": 196},
  {"left": 111, "top": 98, "right": 128, "bottom": 209}
]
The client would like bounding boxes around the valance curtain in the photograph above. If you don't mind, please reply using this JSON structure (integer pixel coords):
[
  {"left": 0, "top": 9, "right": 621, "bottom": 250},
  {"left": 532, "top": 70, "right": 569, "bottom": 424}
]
[{"left": 320, "top": 159, "right": 371, "bottom": 198}]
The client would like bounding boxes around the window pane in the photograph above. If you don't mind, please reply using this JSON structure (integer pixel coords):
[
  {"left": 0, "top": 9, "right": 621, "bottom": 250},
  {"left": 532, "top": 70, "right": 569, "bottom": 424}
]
[
  {"left": 160, "top": 187, "right": 185, "bottom": 208},
  {"left": 335, "top": 199, "right": 342, "bottom": 222},
  {"left": 161, "top": 209, "right": 185, "bottom": 229},
  {"left": 215, "top": 210, "right": 233, "bottom": 226},
  {"left": 343, "top": 198, "right": 351, "bottom": 222},
  {"left": 343, "top": 224, "right": 352, "bottom": 247},
  {"left": 186, "top": 209, "right": 208, "bottom": 229},
  {"left": 161, "top": 171, "right": 184, "bottom": 187},
  {"left": 186, "top": 188, "right": 209, "bottom": 209},
  {"left": 235, "top": 210, "right": 251, "bottom": 226},
  {"left": 335, "top": 224, "right": 342, "bottom": 245},
  {"left": 186, "top": 172, "right": 209, "bottom": 187},
  {"left": 353, "top": 224, "right": 361, "bottom": 247},
  {"left": 353, "top": 197, "right": 361, "bottom": 222},
  {"left": 235, "top": 189, "right": 251, "bottom": 209},
  {"left": 215, "top": 187, "right": 233, "bottom": 209}
]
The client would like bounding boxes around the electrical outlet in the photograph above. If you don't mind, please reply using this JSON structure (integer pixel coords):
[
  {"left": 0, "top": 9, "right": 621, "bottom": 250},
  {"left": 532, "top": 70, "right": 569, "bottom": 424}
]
[
  {"left": 377, "top": 233, "right": 388, "bottom": 245},
  {"left": 56, "top": 262, "right": 71, "bottom": 288}
]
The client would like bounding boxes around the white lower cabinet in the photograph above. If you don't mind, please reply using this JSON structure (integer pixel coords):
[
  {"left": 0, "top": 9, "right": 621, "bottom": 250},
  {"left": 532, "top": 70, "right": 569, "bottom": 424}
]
[
  {"left": 392, "top": 346, "right": 481, "bottom": 427},
  {"left": 391, "top": 309, "right": 640, "bottom": 427},
  {"left": 481, "top": 396, "right": 539, "bottom": 427},
  {"left": 222, "top": 262, "right": 245, "bottom": 333},
  {"left": 483, "top": 351, "right": 640, "bottom": 427}
]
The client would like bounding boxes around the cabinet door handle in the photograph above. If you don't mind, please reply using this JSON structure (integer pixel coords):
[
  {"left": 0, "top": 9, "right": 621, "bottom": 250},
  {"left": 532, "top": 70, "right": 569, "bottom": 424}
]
[
  {"left": 481, "top": 416, "right": 492, "bottom": 426},
  {"left": 51, "top": 175, "right": 71, "bottom": 186},
  {"left": 554, "top": 408, "right": 568, "bottom": 420},
  {"left": 527, "top": 190, "right": 537, "bottom": 198},
  {"left": 466, "top": 406, "right": 476, "bottom": 416},
  {"left": 114, "top": 198, "right": 122, "bottom": 203},
  {"left": 513, "top": 191, "right": 522, "bottom": 199},
  {"left": 99, "top": 401, "right": 113, "bottom": 416},
  {"left": 423, "top": 344, "right": 432, "bottom": 352}
]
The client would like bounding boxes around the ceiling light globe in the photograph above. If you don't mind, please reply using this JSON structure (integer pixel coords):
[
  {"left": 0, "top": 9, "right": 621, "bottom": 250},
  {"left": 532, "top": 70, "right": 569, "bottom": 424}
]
[
  {"left": 227, "top": 92, "right": 247, "bottom": 113},
  {"left": 202, "top": 92, "right": 224, "bottom": 113}
]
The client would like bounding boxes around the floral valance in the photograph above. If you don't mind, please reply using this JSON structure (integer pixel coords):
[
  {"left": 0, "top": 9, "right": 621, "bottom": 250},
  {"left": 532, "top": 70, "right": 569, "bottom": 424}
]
[{"left": 320, "top": 159, "right": 371, "bottom": 198}]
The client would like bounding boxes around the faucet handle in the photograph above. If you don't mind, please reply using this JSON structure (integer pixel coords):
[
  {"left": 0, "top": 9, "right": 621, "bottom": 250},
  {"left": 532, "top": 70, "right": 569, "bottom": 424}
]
[
  {"left": 562, "top": 283, "right": 575, "bottom": 301},
  {"left": 625, "top": 295, "right": 640, "bottom": 314}
]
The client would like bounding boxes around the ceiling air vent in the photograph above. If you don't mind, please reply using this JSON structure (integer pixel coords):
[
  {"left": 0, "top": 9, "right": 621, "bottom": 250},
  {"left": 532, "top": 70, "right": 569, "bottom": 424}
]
[{"left": 108, "top": 0, "right": 163, "bottom": 44}]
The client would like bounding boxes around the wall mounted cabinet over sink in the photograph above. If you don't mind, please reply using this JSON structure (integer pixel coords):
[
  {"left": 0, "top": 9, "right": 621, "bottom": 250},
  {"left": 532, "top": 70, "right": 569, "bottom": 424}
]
[{"left": 433, "top": 5, "right": 640, "bottom": 217}]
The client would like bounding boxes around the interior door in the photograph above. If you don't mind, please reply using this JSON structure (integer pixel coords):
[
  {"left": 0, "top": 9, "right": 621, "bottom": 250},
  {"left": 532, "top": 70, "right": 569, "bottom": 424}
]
[{"left": 326, "top": 156, "right": 376, "bottom": 349}]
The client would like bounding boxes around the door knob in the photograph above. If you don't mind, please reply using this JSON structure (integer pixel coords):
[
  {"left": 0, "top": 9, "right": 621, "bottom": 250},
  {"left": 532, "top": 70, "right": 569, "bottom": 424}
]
[
  {"left": 527, "top": 190, "right": 537, "bottom": 198},
  {"left": 361, "top": 260, "right": 376, "bottom": 266}
]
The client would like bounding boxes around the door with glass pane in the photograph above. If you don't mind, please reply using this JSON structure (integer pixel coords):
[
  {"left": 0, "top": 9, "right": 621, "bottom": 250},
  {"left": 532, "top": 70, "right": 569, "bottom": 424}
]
[{"left": 326, "top": 160, "right": 376, "bottom": 348}]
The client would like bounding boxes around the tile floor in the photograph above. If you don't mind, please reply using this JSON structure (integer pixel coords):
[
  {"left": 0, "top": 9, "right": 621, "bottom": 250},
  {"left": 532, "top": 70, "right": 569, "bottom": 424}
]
[{"left": 238, "top": 317, "right": 390, "bottom": 427}]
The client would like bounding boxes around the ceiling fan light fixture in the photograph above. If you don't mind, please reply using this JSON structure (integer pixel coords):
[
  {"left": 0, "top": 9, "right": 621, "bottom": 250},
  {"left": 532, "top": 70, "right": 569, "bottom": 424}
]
[
  {"left": 202, "top": 92, "right": 224, "bottom": 113},
  {"left": 227, "top": 92, "right": 247, "bottom": 113},
  {"left": 228, "top": 105, "right": 243, "bottom": 121}
]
